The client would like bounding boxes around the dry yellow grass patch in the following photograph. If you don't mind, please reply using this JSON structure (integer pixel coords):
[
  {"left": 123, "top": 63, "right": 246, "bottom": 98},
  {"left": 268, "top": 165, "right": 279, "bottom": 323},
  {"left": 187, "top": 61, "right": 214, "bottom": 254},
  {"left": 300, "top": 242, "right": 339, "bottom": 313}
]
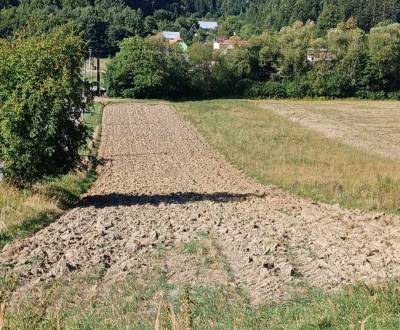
[
  {"left": 175, "top": 99, "right": 400, "bottom": 213},
  {"left": 0, "top": 184, "right": 58, "bottom": 230},
  {"left": 258, "top": 99, "right": 400, "bottom": 159}
]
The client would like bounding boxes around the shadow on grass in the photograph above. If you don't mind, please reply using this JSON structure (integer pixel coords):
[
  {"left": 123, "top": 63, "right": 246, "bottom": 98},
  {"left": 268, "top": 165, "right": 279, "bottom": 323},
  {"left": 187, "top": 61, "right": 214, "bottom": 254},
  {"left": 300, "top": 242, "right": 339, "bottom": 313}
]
[
  {"left": 0, "top": 210, "right": 59, "bottom": 249},
  {"left": 79, "top": 191, "right": 265, "bottom": 208},
  {"left": 41, "top": 172, "right": 97, "bottom": 210}
]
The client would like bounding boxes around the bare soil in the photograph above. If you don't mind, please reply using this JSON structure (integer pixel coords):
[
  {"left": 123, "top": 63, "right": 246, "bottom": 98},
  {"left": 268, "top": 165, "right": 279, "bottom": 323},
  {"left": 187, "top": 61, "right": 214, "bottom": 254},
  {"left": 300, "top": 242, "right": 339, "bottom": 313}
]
[
  {"left": 258, "top": 100, "right": 400, "bottom": 159},
  {"left": 2, "top": 102, "right": 400, "bottom": 304}
]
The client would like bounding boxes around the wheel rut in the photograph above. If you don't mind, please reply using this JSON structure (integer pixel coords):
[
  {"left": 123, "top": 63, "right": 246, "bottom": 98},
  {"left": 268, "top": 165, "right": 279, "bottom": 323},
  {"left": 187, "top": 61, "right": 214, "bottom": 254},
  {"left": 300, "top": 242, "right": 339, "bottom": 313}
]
[{"left": 2, "top": 103, "right": 400, "bottom": 304}]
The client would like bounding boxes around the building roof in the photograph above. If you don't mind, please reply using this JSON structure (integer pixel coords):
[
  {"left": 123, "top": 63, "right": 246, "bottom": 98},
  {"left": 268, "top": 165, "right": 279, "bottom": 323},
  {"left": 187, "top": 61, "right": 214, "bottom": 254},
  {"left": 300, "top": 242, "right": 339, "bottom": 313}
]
[
  {"left": 216, "top": 37, "right": 248, "bottom": 46},
  {"left": 198, "top": 21, "right": 218, "bottom": 30},
  {"left": 162, "top": 31, "right": 181, "bottom": 40}
]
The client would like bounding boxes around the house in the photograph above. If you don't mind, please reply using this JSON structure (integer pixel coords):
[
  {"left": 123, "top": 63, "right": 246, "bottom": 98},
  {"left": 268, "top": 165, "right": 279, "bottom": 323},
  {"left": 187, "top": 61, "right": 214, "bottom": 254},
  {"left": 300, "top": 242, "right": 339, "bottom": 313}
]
[
  {"left": 307, "top": 48, "right": 337, "bottom": 64},
  {"left": 156, "top": 32, "right": 188, "bottom": 52},
  {"left": 198, "top": 21, "right": 218, "bottom": 30},
  {"left": 161, "top": 31, "right": 181, "bottom": 41},
  {"left": 213, "top": 37, "right": 248, "bottom": 53}
]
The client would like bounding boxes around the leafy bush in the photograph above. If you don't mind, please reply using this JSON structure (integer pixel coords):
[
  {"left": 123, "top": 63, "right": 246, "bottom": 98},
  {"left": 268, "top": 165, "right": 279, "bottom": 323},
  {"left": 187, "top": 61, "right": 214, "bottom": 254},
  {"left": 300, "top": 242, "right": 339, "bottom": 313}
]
[
  {"left": 284, "top": 78, "right": 313, "bottom": 98},
  {"left": 0, "top": 26, "right": 90, "bottom": 187},
  {"left": 356, "top": 90, "right": 387, "bottom": 100},
  {"left": 244, "top": 81, "right": 287, "bottom": 99},
  {"left": 105, "top": 36, "right": 189, "bottom": 99}
]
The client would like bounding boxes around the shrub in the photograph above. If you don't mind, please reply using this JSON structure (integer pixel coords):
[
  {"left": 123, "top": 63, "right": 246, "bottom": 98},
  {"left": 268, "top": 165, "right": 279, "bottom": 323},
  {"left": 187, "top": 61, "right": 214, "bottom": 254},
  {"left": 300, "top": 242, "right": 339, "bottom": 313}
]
[
  {"left": 244, "top": 81, "right": 287, "bottom": 98},
  {"left": 0, "top": 26, "right": 90, "bottom": 187},
  {"left": 105, "top": 36, "right": 189, "bottom": 99},
  {"left": 284, "top": 78, "right": 313, "bottom": 98}
]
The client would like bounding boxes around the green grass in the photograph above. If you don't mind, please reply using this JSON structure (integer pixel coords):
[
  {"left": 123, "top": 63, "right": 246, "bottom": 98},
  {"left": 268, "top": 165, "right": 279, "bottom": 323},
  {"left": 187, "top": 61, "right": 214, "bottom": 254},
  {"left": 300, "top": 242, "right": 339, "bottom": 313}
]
[
  {"left": 0, "top": 103, "right": 103, "bottom": 248},
  {"left": 174, "top": 99, "right": 400, "bottom": 213},
  {"left": 182, "top": 239, "right": 201, "bottom": 254},
  {"left": 1, "top": 269, "right": 399, "bottom": 329}
]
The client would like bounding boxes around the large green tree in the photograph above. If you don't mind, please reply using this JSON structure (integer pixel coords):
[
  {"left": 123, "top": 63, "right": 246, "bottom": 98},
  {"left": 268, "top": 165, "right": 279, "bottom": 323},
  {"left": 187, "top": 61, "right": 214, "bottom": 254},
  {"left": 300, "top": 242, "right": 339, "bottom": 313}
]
[
  {"left": 105, "top": 36, "right": 189, "bottom": 98},
  {"left": 366, "top": 22, "right": 400, "bottom": 91},
  {"left": 0, "top": 25, "right": 90, "bottom": 186}
]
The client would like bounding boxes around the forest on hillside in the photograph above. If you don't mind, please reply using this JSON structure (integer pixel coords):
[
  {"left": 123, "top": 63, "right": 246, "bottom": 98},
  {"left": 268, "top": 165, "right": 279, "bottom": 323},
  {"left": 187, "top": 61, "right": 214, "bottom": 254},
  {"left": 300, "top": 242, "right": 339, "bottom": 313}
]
[{"left": 1, "top": 0, "right": 399, "bottom": 55}]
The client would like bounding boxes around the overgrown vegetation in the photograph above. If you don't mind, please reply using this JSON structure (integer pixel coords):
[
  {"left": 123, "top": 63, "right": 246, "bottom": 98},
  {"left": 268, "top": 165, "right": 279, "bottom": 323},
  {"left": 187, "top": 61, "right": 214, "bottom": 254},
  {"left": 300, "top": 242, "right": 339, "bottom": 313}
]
[
  {"left": 0, "top": 25, "right": 91, "bottom": 187},
  {"left": 0, "top": 103, "right": 102, "bottom": 248},
  {"left": 1, "top": 268, "right": 399, "bottom": 329},
  {"left": 175, "top": 100, "right": 400, "bottom": 213}
]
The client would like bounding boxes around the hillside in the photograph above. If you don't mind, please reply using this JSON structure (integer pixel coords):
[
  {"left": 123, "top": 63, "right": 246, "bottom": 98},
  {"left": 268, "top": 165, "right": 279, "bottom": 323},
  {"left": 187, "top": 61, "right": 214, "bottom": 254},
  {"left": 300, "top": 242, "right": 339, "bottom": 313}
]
[{"left": 1, "top": 0, "right": 399, "bottom": 56}]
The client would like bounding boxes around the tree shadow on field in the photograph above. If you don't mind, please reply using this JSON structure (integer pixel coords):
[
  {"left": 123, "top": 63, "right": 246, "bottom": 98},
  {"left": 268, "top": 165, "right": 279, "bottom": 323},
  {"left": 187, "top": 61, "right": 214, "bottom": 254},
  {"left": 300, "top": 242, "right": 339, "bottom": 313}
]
[{"left": 79, "top": 191, "right": 265, "bottom": 209}]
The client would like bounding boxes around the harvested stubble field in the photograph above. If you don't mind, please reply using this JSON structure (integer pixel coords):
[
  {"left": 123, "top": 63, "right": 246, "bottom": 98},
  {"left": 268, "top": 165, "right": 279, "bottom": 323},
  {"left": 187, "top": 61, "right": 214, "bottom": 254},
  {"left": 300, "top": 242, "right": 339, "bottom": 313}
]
[
  {"left": 259, "top": 100, "right": 400, "bottom": 160},
  {"left": 1, "top": 101, "right": 400, "bottom": 328}
]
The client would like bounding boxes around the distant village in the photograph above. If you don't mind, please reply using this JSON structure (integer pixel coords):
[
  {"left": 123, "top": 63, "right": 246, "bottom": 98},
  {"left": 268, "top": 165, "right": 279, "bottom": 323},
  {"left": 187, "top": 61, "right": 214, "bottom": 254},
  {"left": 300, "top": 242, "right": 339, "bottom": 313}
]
[
  {"left": 158, "top": 20, "right": 336, "bottom": 62},
  {"left": 158, "top": 20, "right": 249, "bottom": 54},
  {"left": 86, "top": 19, "right": 338, "bottom": 96}
]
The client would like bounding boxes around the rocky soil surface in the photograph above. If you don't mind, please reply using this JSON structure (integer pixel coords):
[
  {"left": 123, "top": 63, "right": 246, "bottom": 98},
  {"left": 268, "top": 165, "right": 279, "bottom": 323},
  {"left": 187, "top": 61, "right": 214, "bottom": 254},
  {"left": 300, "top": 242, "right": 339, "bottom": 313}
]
[{"left": 2, "top": 102, "right": 400, "bottom": 304}]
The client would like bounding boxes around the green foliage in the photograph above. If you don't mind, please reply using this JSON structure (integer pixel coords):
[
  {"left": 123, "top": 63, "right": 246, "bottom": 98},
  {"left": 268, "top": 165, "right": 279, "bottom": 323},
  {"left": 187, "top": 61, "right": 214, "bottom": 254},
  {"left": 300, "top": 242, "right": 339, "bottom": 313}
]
[
  {"left": 106, "top": 20, "right": 400, "bottom": 100},
  {"left": 0, "top": 26, "right": 90, "bottom": 187},
  {"left": 278, "top": 21, "right": 315, "bottom": 77},
  {"left": 1, "top": 0, "right": 399, "bottom": 59},
  {"left": 246, "top": 0, "right": 400, "bottom": 32},
  {"left": 367, "top": 22, "right": 400, "bottom": 91},
  {"left": 188, "top": 42, "right": 225, "bottom": 97},
  {"left": 105, "top": 36, "right": 189, "bottom": 98}
]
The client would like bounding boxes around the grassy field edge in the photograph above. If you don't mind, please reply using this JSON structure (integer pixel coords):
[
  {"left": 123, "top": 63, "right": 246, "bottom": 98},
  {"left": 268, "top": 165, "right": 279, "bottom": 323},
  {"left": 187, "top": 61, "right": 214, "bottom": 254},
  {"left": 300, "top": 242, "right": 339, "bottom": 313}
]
[
  {"left": 174, "top": 99, "right": 400, "bottom": 214},
  {"left": 0, "top": 103, "right": 104, "bottom": 248}
]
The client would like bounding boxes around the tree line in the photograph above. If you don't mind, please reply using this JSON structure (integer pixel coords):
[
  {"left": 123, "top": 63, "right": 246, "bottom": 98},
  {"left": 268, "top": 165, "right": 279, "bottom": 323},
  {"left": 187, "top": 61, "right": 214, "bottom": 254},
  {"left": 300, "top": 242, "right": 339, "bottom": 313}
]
[{"left": 105, "top": 19, "right": 400, "bottom": 100}]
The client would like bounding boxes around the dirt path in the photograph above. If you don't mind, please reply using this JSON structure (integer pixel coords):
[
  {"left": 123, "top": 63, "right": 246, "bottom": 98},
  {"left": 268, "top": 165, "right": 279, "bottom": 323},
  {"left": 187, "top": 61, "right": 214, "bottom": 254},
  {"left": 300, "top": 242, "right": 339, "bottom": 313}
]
[{"left": 2, "top": 103, "right": 400, "bottom": 304}]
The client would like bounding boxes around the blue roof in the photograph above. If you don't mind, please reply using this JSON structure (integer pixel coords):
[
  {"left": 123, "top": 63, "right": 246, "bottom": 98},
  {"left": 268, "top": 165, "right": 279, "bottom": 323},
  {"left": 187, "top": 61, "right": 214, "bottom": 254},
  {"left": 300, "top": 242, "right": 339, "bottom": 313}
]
[
  {"left": 198, "top": 21, "right": 218, "bottom": 30},
  {"left": 162, "top": 31, "right": 181, "bottom": 39}
]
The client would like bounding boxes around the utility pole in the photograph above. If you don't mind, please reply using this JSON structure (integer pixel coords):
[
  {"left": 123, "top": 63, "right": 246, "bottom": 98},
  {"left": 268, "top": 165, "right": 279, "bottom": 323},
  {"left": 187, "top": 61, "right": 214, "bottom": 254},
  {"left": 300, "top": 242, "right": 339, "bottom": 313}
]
[
  {"left": 96, "top": 56, "right": 101, "bottom": 96},
  {"left": 89, "top": 48, "right": 93, "bottom": 83}
]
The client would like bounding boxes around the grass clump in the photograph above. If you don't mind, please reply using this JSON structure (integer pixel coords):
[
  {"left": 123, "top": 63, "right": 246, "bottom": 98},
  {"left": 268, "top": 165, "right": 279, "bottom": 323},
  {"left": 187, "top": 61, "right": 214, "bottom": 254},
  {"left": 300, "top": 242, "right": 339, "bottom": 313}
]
[
  {"left": 0, "top": 103, "right": 103, "bottom": 248},
  {"left": 1, "top": 271, "right": 399, "bottom": 329},
  {"left": 175, "top": 100, "right": 400, "bottom": 213},
  {"left": 182, "top": 239, "right": 200, "bottom": 254}
]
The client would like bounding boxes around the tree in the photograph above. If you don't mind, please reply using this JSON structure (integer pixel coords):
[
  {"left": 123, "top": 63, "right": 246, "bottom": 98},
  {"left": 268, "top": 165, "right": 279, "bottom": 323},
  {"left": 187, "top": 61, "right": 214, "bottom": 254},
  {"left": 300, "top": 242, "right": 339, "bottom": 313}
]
[
  {"left": 0, "top": 25, "right": 90, "bottom": 187},
  {"left": 326, "top": 20, "right": 367, "bottom": 94},
  {"left": 105, "top": 36, "right": 189, "bottom": 98},
  {"left": 277, "top": 20, "right": 315, "bottom": 78},
  {"left": 316, "top": 3, "right": 343, "bottom": 34},
  {"left": 366, "top": 22, "right": 400, "bottom": 91}
]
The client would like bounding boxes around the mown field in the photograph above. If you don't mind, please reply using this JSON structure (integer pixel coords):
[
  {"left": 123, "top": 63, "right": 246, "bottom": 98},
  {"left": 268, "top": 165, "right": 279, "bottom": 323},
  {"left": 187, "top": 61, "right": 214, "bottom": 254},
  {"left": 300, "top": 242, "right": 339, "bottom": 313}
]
[
  {"left": 0, "top": 103, "right": 103, "bottom": 248},
  {"left": 175, "top": 99, "right": 400, "bottom": 214}
]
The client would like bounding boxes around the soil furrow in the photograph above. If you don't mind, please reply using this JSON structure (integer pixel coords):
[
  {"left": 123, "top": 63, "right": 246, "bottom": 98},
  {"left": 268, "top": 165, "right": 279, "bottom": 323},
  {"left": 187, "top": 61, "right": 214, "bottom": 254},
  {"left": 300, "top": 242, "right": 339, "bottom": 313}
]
[{"left": 2, "top": 102, "right": 400, "bottom": 303}]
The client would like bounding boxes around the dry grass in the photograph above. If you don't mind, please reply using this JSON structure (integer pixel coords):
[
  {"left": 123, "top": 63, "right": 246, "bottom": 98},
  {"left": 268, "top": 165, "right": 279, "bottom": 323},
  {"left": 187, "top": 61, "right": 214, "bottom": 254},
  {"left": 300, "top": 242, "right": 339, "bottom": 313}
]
[
  {"left": 175, "top": 99, "right": 400, "bottom": 213},
  {"left": 258, "top": 99, "right": 400, "bottom": 159},
  {"left": 1, "top": 268, "right": 399, "bottom": 329},
  {"left": 0, "top": 183, "right": 60, "bottom": 247},
  {"left": 0, "top": 104, "right": 102, "bottom": 248}
]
